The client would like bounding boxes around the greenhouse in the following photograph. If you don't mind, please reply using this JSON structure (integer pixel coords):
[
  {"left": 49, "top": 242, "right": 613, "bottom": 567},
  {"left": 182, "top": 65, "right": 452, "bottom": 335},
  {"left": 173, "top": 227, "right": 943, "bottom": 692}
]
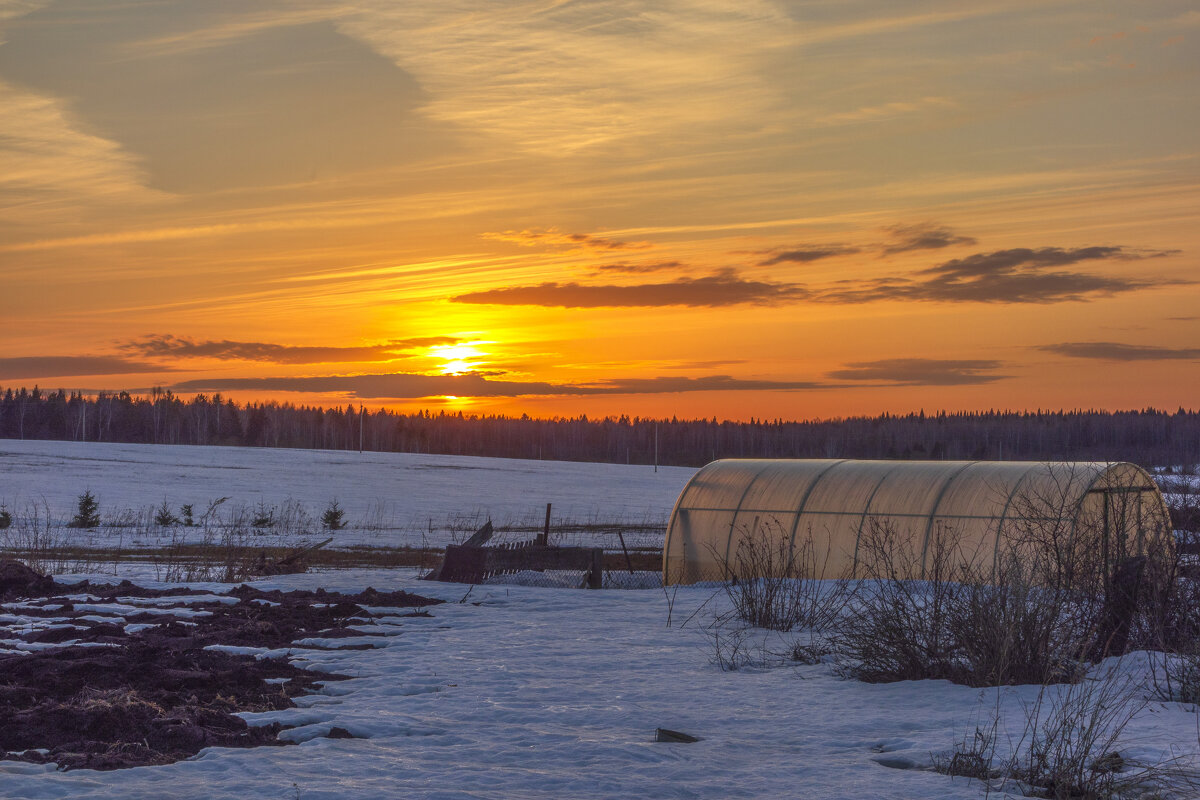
[{"left": 662, "top": 459, "right": 1172, "bottom": 585}]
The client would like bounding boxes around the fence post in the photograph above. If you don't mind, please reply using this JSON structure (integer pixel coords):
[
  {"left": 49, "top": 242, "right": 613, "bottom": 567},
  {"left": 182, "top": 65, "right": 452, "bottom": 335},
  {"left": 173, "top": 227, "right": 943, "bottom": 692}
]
[
  {"left": 586, "top": 548, "right": 604, "bottom": 589},
  {"left": 539, "top": 503, "right": 551, "bottom": 546}
]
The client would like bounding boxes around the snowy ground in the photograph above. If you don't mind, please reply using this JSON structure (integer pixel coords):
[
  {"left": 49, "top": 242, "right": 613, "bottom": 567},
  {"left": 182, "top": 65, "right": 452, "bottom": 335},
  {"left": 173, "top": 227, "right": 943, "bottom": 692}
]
[
  {"left": 3, "top": 567, "right": 1199, "bottom": 800},
  {"left": 3, "top": 442, "right": 1199, "bottom": 798},
  {"left": 0, "top": 440, "right": 693, "bottom": 551}
]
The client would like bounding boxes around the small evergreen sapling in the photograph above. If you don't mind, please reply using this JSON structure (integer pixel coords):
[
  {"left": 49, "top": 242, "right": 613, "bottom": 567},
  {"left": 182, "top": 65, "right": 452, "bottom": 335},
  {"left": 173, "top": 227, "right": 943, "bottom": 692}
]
[
  {"left": 68, "top": 490, "right": 101, "bottom": 529},
  {"left": 154, "top": 499, "right": 179, "bottom": 527},
  {"left": 321, "top": 499, "right": 346, "bottom": 531},
  {"left": 252, "top": 501, "right": 275, "bottom": 528},
  {"left": 0, "top": 504, "right": 11, "bottom": 530},
  {"left": 180, "top": 504, "right": 195, "bottom": 527}
]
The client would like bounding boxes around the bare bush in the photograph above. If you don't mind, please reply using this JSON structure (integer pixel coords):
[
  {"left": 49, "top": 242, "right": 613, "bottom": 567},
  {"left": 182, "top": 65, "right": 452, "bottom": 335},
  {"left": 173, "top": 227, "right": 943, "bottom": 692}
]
[
  {"left": 1009, "top": 668, "right": 1156, "bottom": 800},
  {"left": 714, "top": 520, "right": 854, "bottom": 633},
  {"left": 834, "top": 518, "right": 970, "bottom": 683},
  {"left": 703, "top": 623, "right": 763, "bottom": 672},
  {"left": 935, "top": 668, "right": 1160, "bottom": 799},
  {"left": 699, "top": 519, "right": 855, "bottom": 671},
  {"left": 950, "top": 553, "right": 1098, "bottom": 687},
  {"left": 836, "top": 516, "right": 1107, "bottom": 687},
  {"left": 152, "top": 497, "right": 270, "bottom": 583},
  {"left": 933, "top": 721, "right": 1002, "bottom": 785},
  {"left": 1, "top": 500, "right": 67, "bottom": 574},
  {"left": 1151, "top": 643, "right": 1200, "bottom": 706}
]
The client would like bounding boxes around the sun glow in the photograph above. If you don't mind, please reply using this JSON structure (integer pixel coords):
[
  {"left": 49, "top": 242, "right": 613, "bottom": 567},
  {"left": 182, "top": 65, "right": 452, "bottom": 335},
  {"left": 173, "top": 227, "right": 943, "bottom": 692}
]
[{"left": 429, "top": 342, "right": 488, "bottom": 375}]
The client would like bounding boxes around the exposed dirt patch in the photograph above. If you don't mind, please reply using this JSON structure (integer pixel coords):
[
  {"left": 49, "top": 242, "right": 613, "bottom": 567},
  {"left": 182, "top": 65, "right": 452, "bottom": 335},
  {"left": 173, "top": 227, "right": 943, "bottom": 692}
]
[{"left": 0, "top": 560, "right": 441, "bottom": 770}]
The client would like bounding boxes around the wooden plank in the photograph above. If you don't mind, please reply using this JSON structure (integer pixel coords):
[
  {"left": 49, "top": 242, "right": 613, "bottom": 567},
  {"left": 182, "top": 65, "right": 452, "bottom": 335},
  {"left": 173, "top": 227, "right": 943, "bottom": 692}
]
[{"left": 462, "top": 520, "right": 494, "bottom": 548}]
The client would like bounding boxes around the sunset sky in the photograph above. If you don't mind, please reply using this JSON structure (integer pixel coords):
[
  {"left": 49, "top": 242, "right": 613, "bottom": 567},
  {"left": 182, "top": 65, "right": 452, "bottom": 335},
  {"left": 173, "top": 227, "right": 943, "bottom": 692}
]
[{"left": 0, "top": 0, "right": 1197, "bottom": 421}]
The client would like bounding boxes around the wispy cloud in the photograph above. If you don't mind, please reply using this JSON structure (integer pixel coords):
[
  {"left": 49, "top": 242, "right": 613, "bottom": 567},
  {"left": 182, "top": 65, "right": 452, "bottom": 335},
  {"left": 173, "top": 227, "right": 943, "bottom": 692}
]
[
  {"left": 881, "top": 223, "right": 976, "bottom": 255},
  {"left": 0, "top": 356, "right": 171, "bottom": 380},
  {"left": 119, "top": 334, "right": 460, "bottom": 364},
  {"left": 819, "top": 246, "right": 1180, "bottom": 304},
  {"left": 0, "top": 79, "right": 155, "bottom": 209},
  {"left": 453, "top": 269, "right": 808, "bottom": 308},
  {"left": 590, "top": 260, "right": 685, "bottom": 274},
  {"left": 816, "top": 97, "right": 955, "bottom": 127},
  {"left": 0, "top": 8, "right": 452, "bottom": 193},
  {"left": 1036, "top": 342, "right": 1200, "bottom": 361},
  {"left": 755, "top": 245, "right": 861, "bottom": 266},
  {"left": 482, "top": 228, "right": 653, "bottom": 251},
  {"left": 827, "top": 358, "right": 1009, "bottom": 385}
]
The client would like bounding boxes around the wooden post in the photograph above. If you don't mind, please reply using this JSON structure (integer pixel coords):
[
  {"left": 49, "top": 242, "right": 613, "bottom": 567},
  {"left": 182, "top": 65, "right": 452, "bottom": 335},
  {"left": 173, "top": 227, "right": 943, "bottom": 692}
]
[
  {"left": 539, "top": 503, "right": 551, "bottom": 546},
  {"left": 586, "top": 548, "right": 604, "bottom": 589},
  {"left": 1092, "top": 556, "right": 1146, "bottom": 660}
]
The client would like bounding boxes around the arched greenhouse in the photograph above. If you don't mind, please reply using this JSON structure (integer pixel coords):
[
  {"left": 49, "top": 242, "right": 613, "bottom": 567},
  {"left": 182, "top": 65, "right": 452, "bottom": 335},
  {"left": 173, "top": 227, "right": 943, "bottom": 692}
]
[{"left": 662, "top": 459, "right": 1172, "bottom": 586}]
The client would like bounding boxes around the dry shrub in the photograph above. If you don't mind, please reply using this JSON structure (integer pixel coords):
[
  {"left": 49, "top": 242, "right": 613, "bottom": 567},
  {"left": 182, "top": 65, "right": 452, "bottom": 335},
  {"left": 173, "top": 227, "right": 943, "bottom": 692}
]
[
  {"left": 1, "top": 500, "right": 70, "bottom": 575},
  {"left": 152, "top": 497, "right": 271, "bottom": 583},
  {"left": 701, "top": 519, "right": 854, "bottom": 670},
  {"left": 834, "top": 518, "right": 969, "bottom": 683},
  {"left": 1009, "top": 669, "right": 1156, "bottom": 800},
  {"left": 935, "top": 668, "right": 1159, "bottom": 800},
  {"left": 715, "top": 520, "right": 854, "bottom": 633},
  {"left": 951, "top": 553, "right": 1098, "bottom": 687},
  {"left": 836, "top": 517, "right": 1102, "bottom": 687}
]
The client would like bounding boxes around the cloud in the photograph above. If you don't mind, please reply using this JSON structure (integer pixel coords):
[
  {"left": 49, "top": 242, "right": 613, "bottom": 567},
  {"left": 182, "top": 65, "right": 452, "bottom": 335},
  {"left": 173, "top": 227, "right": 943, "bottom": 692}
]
[
  {"left": 927, "top": 246, "right": 1157, "bottom": 277},
  {"left": 483, "top": 228, "right": 652, "bottom": 251},
  {"left": 0, "top": 356, "right": 171, "bottom": 380},
  {"left": 170, "top": 371, "right": 832, "bottom": 399},
  {"left": 820, "top": 246, "right": 1180, "bottom": 304},
  {"left": 826, "top": 358, "right": 1009, "bottom": 385},
  {"left": 119, "top": 334, "right": 460, "bottom": 364},
  {"left": 0, "top": 6, "right": 452, "bottom": 193},
  {"left": 590, "top": 261, "right": 685, "bottom": 274},
  {"left": 756, "top": 245, "right": 861, "bottom": 266},
  {"left": 816, "top": 96, "right": 955, "bottom": 126},
  {"left": 1036, "top": 342, "right": 1200, "bottom": 361},
  {"left": 453, "top": 269, "right": 808, "bottom": 308},
  {"left": 882, "top": 224, "right": 977, "bottom": 255},
  {"left": 662, "top": 359, "right": 748, "bottom": 370}
]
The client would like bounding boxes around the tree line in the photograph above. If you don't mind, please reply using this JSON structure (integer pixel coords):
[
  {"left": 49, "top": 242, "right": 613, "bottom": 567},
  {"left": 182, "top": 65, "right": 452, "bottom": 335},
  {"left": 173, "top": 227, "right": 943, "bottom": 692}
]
[{"left": 1, "top": 385, "right": 1198, "bottom": 468}]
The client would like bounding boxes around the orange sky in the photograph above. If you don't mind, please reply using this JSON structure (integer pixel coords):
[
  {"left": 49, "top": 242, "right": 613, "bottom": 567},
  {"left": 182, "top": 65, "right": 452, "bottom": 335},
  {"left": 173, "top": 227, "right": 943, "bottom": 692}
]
[{"left": 0, "top": 1, "right": 1197, "bottom": 421}]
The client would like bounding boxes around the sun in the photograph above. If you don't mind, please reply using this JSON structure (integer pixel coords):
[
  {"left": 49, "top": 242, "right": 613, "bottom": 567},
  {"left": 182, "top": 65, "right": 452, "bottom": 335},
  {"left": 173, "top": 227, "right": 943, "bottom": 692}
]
[{"left": 428, "top": 342, "right": 489, "bottom": 375}]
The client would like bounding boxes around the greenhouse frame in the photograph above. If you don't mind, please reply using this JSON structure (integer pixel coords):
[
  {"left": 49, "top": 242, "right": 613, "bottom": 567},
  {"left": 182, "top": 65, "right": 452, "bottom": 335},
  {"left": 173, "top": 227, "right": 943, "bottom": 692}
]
[{"left": 662, "top": 459, "right": 1172, "bottom": 585}]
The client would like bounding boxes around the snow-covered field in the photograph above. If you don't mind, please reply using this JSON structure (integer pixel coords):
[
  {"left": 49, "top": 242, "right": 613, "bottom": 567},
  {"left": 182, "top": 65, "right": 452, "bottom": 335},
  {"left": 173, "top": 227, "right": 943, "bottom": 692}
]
[
  {"left": 2, "top": 442, "right": 1200, "bottom": 798},
  {"left": 0, "top": 440, "right": 694, "bottom": 550},
  {"left": 3, "top": 567, "right": 1199, "bottom": 800}
]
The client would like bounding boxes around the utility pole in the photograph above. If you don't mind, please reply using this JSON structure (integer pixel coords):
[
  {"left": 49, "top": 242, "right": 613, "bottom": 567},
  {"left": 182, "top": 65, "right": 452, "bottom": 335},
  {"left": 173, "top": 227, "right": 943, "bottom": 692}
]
[
  {"left": 654, "top": 422, "right": 658, "bottom": 473},
  {"left": 359, "top": 405, "right": 364, "bottom": 453}
]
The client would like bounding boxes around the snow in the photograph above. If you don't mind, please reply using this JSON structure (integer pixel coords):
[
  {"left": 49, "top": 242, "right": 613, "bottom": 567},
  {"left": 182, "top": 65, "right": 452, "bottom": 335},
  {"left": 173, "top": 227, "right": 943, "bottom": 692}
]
[
  {"left": 1, "top": 567, "right": 1197, "bottom": 799},
  {"left": 1, "top": 441, "right": 1198, "bottom": 797},
  {"left": 0, "top": 439, "right": 691, "bottom": 550}
]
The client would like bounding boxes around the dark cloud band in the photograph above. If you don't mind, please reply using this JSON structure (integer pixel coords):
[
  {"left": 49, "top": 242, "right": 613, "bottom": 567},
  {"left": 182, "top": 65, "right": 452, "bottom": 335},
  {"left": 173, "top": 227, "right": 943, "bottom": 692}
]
[
  {"left": 0, "top": 356, "right": 171, "bottom": 380},
  {"left": 453, "top": 269, "right": 808, "bottom": 308},
  {"left": 120, "top": 334, "right": 461, "bottom": 363},
  {"left": 1037, "top": 342, "right": 1200, "bottom": 361},
  {"left": 827, "top": 358, "right": 1008, "bottom": 386}
]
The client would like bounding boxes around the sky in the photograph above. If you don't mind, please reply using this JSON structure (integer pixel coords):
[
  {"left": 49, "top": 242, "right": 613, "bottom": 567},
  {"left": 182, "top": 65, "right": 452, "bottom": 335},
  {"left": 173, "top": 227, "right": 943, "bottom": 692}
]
[{"left": 0, "top": 0, "right": 1197, "bottom": 421}]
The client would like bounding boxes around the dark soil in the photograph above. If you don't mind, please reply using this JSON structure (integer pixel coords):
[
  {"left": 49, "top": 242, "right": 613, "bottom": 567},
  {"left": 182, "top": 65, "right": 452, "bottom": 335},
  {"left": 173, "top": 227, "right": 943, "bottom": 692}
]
[{"left": 0, "top": 559, "right": 441, "bottom": 770}]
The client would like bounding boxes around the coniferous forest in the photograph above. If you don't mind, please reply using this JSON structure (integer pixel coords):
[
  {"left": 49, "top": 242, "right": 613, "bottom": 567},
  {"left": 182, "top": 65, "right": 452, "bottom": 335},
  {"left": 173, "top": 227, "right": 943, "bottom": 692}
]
[{"left": 1, "top": 386, "right": 1198, "bottom": 468}]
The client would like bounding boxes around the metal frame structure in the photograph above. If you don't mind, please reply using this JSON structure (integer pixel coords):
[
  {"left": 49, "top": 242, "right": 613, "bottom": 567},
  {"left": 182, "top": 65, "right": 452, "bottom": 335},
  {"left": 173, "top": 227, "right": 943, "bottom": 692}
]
[{"left": 662, "top": 459, "right": 1171, "bottom": 585}]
